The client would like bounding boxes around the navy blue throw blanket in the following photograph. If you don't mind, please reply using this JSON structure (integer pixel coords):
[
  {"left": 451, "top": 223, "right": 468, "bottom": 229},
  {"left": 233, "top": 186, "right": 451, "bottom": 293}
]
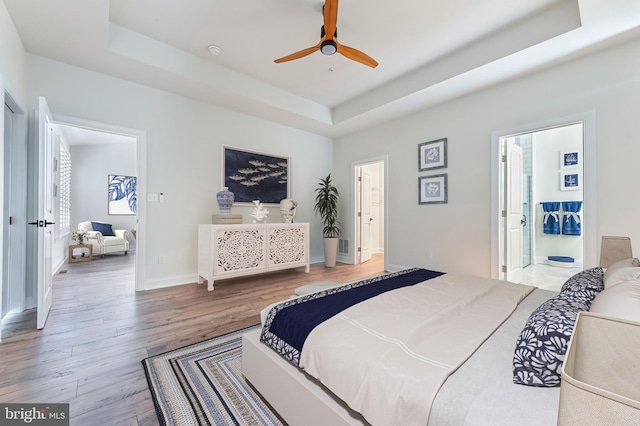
[{"left": 265, "top": 268, "right": 443, "bottom": 357}]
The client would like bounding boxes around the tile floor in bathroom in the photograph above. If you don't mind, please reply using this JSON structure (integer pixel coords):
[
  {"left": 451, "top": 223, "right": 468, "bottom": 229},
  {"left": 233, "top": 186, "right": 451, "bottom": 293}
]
[{"left": 520, "top": 263, "right": 583, "bottom": 292}]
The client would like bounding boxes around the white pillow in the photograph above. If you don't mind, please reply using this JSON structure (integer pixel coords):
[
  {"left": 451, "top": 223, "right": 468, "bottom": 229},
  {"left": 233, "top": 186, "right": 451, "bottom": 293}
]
[
  {"left": 590, "top": 280, "right": 640, "bottom": 323},
  {"left": 603, "top": 258, "right": 640, "bottom": 288}
]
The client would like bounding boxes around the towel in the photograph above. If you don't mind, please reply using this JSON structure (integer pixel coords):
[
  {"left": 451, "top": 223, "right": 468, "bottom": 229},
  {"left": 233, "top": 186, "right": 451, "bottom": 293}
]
[
  {"left": 541, "top": 202, "right": 561, "bottom": 235},
  {"left": 562, "top": 201, "right": 582, "bottom": 236}
]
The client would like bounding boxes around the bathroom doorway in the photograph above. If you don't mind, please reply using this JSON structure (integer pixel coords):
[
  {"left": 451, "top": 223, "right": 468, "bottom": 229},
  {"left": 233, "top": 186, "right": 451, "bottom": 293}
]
[{"left": 494, "top": 114, "right": 596, "bottom": 291}]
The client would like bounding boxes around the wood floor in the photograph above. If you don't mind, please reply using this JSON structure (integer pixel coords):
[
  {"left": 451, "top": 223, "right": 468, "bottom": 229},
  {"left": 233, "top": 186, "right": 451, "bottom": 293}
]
[{"left": 0, "top": 252, "right": 385, "bottom": 425}]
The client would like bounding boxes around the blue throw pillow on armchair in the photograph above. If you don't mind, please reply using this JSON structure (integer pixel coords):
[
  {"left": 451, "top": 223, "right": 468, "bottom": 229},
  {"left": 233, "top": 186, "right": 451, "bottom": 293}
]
[{"left": 91, "top": 221, "right": 115, "bottom": 236}]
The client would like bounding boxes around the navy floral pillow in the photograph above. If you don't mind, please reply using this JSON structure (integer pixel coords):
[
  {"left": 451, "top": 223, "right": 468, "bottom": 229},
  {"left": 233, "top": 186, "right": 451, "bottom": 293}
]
[
  {"left": 513, "top": 292, "right": 591, "bottom": 387},
  {"left": 560, "top": 267, "right": 604, "bottom": 302}
]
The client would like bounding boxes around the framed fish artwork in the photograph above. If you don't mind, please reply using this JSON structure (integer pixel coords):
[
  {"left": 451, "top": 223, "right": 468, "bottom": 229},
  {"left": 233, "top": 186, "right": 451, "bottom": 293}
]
[{"left": 222, "top": 146, "right": 290, "bottom": 205}]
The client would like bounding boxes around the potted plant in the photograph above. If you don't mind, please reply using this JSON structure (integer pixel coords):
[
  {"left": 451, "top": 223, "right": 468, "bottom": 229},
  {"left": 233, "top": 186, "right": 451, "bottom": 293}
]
[{"left": 314, "top": 173, "right": 341, "bottom": 267}]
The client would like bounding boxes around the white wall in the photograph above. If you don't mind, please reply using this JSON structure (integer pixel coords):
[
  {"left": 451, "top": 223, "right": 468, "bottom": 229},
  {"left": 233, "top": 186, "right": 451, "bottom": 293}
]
[
  {"left": 0, "top": 1, "right": 27, "bottom": 105},
  {"left": 533, "top": 124, "right": 583, "bottom": 264},
  {"left": 334, "top": 35, "right": 640, "bottom": 277},
  {"left": 70, "top": 142, "right": 137, "bottom": 248},
  {"left": 25, "top": 55, "right": 333, "bottom": 288}
]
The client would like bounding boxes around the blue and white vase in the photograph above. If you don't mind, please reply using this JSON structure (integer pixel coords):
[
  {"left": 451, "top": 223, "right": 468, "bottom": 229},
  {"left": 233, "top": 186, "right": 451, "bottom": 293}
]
[{"left": 216, "top": 187, "right": 234, "bottom": 214}]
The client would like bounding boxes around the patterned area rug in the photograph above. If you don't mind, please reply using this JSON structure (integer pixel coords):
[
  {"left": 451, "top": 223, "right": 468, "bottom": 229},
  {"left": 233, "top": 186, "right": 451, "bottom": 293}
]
[{"left": 142, "top": 325, "right": 285, "bottom": 426}]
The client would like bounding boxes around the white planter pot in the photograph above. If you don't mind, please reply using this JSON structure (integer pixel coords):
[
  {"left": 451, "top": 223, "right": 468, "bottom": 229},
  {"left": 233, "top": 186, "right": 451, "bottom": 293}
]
[{"left": 323, "top": 237, "right": 338, "bottom": 267}]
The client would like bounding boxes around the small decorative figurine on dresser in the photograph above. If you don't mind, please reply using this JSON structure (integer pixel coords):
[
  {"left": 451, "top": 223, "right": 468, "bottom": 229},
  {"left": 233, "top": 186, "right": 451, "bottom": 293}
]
[
  {"left": 251, "top": 200, "right": 269, "bottom": 223},
  {"left": 279, "top": 198, "right": 298, "bottom": 223}
]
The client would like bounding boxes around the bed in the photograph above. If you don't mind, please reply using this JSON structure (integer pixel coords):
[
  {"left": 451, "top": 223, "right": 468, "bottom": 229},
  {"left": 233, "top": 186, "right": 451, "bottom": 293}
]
[{"left": 242, "top": 266, "right": 608, "bottom": 425}]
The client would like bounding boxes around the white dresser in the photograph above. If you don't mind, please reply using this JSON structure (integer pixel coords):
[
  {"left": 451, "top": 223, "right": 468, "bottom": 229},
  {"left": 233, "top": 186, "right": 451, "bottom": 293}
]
[{"left": 198, "top": 223, "right": 310, "bottom": 291}]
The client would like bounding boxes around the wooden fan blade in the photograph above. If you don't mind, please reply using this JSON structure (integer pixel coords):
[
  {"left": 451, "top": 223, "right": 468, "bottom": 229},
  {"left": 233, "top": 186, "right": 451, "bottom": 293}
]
[
  {"left": 274, "top": 43, "right": 320, "bottom": 63},
  {"left": 337, "top": 43, "right": 378, "bottom": 68},
  {"left": 323, "top": 0, "right": 338, "bottom": 41}
]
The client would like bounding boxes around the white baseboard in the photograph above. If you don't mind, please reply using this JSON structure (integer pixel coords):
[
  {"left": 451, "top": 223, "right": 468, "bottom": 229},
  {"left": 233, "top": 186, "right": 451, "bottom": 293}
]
[
  {"left": 336, "top": 254, "right": 354, "bottom": 265},
  {"left": 386, "top": 263, "right": 411, "bottom": 272},
  {"left": 310, "top": 255, "right": 356, "bottom": 265},
  {"left": 53, "top": 258, "right": 66, "bottom": 275},
  {"left": 144, "top": 274, "right": 198, "bottom": 290}
]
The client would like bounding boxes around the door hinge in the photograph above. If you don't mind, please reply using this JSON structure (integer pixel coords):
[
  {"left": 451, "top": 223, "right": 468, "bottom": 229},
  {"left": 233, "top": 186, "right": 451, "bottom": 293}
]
[
  {"left": 502, "top": 155, "right": 507, "bottom": 162},
  {"left": 501, "top": 210, "right": 506, "bottom": 217},
  {"left": 358, "top": 212, "right": 361, "bottom": 217},
  {"left": 357, "top": 247, "right": 362, "bottom": 252},
  {"left": 502, "top": 265, "right": 507, "bottom": 273}
]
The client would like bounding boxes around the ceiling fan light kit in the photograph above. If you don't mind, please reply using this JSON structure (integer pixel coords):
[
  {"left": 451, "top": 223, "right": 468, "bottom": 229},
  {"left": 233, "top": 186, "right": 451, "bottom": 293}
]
[
  {"left": 320, "top": 40, "right": 337, "bottom": 55},
  {"left": 274, "top": 0, "right": 378, "bottom": 68}
]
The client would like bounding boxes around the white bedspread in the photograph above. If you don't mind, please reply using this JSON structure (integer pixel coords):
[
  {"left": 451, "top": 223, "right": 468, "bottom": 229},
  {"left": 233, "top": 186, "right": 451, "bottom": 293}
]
[{"left": 299, "top": 273, "right": 535, "bottom": 426}]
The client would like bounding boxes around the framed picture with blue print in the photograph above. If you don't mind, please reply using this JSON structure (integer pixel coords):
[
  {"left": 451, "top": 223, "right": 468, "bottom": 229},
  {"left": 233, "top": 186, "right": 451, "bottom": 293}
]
[
  {"left": 560, "top": 149, "right": 580, "bottom": 169},
  {"left": 560, "top": 171, "right": 581, "bottom": 191},
  {"left": 419, "top": 174, "right": 448, "bottom": 204},
  {"left": 108, "top": 174, "right": 137, "bottom": 215},
  {"left": 418, "top": 138, "right": 447, "bottom": 171}
]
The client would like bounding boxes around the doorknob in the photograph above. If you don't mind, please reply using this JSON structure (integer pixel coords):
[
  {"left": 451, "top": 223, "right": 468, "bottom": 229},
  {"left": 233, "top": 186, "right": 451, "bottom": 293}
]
[{"left": 28, "top": 220, "right": 55, "bottom": 227}]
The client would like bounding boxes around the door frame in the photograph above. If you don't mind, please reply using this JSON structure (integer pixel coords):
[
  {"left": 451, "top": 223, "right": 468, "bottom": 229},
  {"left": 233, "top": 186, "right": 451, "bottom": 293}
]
[
  {"left": 1, "top": 82, "right": 28, "bottom": 341},
  {"left": 350, "top": 156, "right": 388, "bottom": 270},
  {"left": 490, "top": 111, "right": 597, "bottom": 279},
  {"left": 4, "top": 95, "right": 28, "bottom": 315},
  {"left": 49, "top": 113, "right": 147, "bottom": 291}
]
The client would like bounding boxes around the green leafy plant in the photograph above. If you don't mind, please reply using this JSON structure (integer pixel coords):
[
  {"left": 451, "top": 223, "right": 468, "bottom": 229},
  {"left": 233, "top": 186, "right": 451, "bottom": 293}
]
[{"left": 314, "top": 173, "right": 341, "bottom": 238}]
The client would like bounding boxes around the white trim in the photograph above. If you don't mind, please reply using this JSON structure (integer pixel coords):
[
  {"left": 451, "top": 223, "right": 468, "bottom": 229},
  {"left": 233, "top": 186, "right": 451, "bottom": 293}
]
[
  {"left": 385, "top": 263, "right": 412, "bottom": 273},
  {"left": 350, "top": 156, "right": 389, "bottom": 272},
  {"left": 51, "top": 114, "right": 147, "bottom": 291},
  {"left": 144, "top": 274, "right": 198, "bottom": 291},
  {"left": 1, "top": 82, "right": 29, "bottom": 341},
  {"left": 491, "top": 111, "right": 597, "bottom": 280}
]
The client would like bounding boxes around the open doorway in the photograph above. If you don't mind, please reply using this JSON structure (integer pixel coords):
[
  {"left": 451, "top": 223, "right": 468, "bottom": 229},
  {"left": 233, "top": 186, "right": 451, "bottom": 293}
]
[
  {"left": 353, "top": 160, "right": 385, "bottom": 266},
  {"left": 56, "top": 121, "right": 139, "bottom": 288},
  {"left": 52, "top": 114, "right": 146, "bottom": 293},
  {"left": 494, "top": 115, "right": 596, "bottom": 291}
]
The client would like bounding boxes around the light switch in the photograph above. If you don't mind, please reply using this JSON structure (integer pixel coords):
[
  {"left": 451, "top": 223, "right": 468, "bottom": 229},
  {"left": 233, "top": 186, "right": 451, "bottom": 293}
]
[{"left": 148, "top": 193, "right": 159, "bottom": 202}]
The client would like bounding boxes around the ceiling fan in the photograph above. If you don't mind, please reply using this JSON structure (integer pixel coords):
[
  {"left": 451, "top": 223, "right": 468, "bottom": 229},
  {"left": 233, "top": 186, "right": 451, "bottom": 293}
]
[{"left": 274, "top": 0, "right": 378, "bottom": 68}]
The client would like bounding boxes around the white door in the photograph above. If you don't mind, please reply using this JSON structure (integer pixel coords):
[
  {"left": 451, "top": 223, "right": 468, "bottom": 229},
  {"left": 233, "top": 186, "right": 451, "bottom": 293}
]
[
  {"left": 34, "top": 96, "right": 55, "bottom": 329},
  {"left": 360, "top": 171, "right": 372, "bottom": 263},
  {"left": 505, "top": 140, "right": 523, "bottom": 283},
  {"left": 2, "top": 102, "right": 11, "bottom": 321}
]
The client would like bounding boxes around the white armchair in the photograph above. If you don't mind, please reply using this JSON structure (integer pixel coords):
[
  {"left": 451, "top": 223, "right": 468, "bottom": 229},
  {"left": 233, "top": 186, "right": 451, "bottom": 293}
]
[{"left": 78, "top": 221, "right": 130, "bottom": 257}]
